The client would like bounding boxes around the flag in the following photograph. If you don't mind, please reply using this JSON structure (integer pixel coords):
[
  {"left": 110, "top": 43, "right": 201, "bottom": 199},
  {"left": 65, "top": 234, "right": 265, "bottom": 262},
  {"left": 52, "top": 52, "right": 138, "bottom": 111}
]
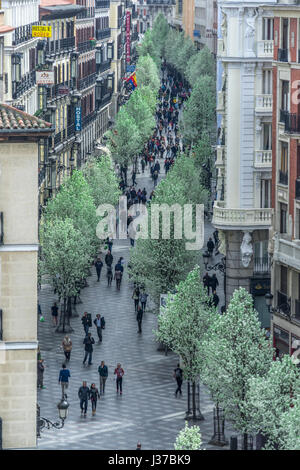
[{"left": 126, "top": 72, "right": 137, "bottom": 89}]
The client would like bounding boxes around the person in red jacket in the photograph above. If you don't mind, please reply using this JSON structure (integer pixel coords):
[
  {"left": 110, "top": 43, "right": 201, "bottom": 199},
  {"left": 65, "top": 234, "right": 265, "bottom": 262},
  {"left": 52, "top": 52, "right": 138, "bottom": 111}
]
[{"left": 114, "top": 363, "right": 125, "bottom": 395}]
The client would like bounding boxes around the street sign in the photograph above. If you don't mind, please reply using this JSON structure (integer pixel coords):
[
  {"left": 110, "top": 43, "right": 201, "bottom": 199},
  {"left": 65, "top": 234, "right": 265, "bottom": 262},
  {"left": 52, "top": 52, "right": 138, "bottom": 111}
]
[
  {"left": 32, "top": 25, "right": 52, "bottom": 38},
  {"left": 75, "top": 106, "right": 82, "bottom": 132},
  {"left": 36, "top": 70, "right": 54, "bottom": 85},
  {"left": 126, "top": 65, "right": 135, "bottom": 74}
]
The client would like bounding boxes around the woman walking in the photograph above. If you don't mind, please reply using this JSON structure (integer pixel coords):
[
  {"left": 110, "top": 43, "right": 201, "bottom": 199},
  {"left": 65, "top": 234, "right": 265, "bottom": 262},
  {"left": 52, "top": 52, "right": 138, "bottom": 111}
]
[
  {"left": 132, "top": 285, "right": 140, "bottom": 312},
  {"left": 89, "top": 383, "right": 100, "bottom": 416},
  {"left": 62, "top": 335, "right": 72, "bottom": 362}
]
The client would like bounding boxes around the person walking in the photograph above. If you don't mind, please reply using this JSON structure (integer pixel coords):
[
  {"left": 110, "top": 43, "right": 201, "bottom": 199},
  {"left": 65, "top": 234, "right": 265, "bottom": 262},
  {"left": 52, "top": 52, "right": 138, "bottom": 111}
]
[
  {"left": 207, "top": 237, "right": 215, "bottom": 258},
  {"left": 114, "top": 363, "right": 125, "bottom": 395},
  {"left": 203, "top": 272, "right": 212, "bottom": 295},
  {"left": 106, "top": 237, "right": 113, "bottom": 253},
  {"left": 94, "top": 314, "right": 104, "bottom": 343},
  {"left": 51, "top": 302, "right": 59, "bottom": 327},
  {"left": 98, "top": 361, "right": 108, "bottom": 395},
  {"left": 212, "top": 290, "right": 220, "bottom": 308},
  {"left": 107, "top": 266, "right": 113, "bottom": 287},
  {"left": 78, "top": 381, "right": 90, "bottom": 417},
  {"left": 95, "top": 257, "right": 103, "bottom": 282},
  {"left": 114, "top": 261, "right": 123, "bottom": 290},
  {"left": 81, "top": 311, "right": 91, "bottom": 336},
  {"left": 58, "top": 363, "right": 70, "bottom": 398},
  {"left": 62, "top": 335, "right": 72, "bottom": 362},
  {"left": 173, "top": 363, "right": 183, "bottom": 397},
  {"left": 83, "top": 332, "right": 95, "bottom": 366},
  {"left": 89, "top": 383, "right": 100, "bottom": 416},
  {"left": 105, "top": 250, "right": 113, "bottom": 267},
  {"left": 136, "top": 305, "right": 143, "bottom": 333},
  {"left": 37, "top": 358, "right": 45, "bottom": 389},
  {"left": 153, "top": 169, "right": 159, "bottom": 188},
  {"left": 132, "top": 285, "right": 140, "bottom": 312},
  {"left": 210, "top": 273, "right": 219, "bottom": 292},
  {"left": 139, "top": 290, "right": 148, "bottom": 313}
]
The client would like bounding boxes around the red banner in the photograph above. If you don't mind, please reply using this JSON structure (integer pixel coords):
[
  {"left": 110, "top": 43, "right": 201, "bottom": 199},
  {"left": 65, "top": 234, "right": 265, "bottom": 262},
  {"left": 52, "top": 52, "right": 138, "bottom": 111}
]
[{"left": 126, "top": 11, "right": 131, "bottom": 64}]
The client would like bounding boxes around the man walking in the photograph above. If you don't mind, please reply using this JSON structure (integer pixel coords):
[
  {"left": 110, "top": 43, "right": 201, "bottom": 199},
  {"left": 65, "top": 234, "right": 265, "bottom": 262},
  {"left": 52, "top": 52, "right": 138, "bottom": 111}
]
[
  {"left": 114, "top": 363, "right": 125, "bottom": 395},
  {"left": 137, "top": 305, "right": 143, "bottom": 333},
  {"left": 140, "top": 290, "right": 148, "bottom": 313},
  {"left": 203, "top": 272, "right": 212, "bottom": 295},
  {"left": 58, "top": 363, "right": 70, "bottom": 398},
  {"left": 173, "top": 363, "right": 183, "bottom": 397},
  {"left": 83, "top": 332, "right": 95, "bottom": 366},
  {"left": 78, "top": 381, "right": 90, "bottom": 417},
  {"left": 81, "top": 311, "right": 91, "bottom": 336},
  {"left": 207, "top": 237, "right": 215, "bottom": 258},
  {"left": 95, "top": 257, "right": 103, "bottom": 282},
  {"left": 98, "top": 361, "right": 108, "bottom": 395},
  {"left": 105, "top": 250, "right": 113, "bottom": 268},
  {"left": 94, "top": 314, "right": 103, "bottom": 343},
  {"left": 210, "top": 273, "right": 219, "bottom": 292}
]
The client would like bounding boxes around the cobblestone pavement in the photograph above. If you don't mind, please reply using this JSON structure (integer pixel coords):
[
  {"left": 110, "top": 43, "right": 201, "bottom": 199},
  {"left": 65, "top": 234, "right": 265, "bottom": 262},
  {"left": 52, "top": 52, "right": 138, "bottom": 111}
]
[{"left": 36, "top": 161, "right": 233, "bottom": 450}]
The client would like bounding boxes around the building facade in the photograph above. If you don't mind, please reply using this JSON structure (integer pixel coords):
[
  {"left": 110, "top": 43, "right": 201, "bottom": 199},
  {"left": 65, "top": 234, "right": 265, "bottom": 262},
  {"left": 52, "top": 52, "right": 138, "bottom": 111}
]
[
  {"left": 270, "top": 1, "right": 300, "bottom": 356},
  {"left": 213, "top": 0, "right": 275, "bottom": 327},
  {"left": 0, "top": 104, "right": 53, "bottom": 449},
  {"left": 137, "top": 0, "right": 176, "bottom": 33},
  {"left": 181, "top": 0, "right": 218, "bottom": 55}
]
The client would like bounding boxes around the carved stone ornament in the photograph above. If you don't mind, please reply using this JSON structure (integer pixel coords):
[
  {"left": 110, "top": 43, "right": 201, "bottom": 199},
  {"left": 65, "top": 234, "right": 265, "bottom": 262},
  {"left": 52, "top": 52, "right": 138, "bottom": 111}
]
[{"left": 240, "top": 231, "right": 253, "bottom": 268}]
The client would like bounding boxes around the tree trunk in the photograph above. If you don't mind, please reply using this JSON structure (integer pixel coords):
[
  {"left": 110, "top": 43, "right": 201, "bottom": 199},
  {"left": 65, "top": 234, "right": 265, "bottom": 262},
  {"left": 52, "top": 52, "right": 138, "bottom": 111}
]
[
  {"left": 243, "top": 432, "right": 248, "bottom": 450},
  {"left": 62, "top": 297, "right": 66, "bottom": 333},
  {"left": 55, "top": 296, "right": 74, "bottom": 333},
  {"left": 192, "top": 381, "right": 196, "bottom": 419}
]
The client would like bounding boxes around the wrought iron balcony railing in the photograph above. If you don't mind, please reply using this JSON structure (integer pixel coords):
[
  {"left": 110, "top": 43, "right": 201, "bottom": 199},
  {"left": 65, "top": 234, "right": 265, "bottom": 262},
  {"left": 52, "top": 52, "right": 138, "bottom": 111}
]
[
  {"left": 12, "top": 22, "right": 40, "bottom": 46},
  {"left": 78, "top": 73, "right": 96, "bottom": 91},
  {"left": 96, "top": 28, "right": 111, "bottom": 40},
  {"left": 45, "top": 37, "right": 75, "bottom": 56},
  {"left": 95, "top": 0, "right": 110, "bottom": 8},
  {"left": 13, "top": 70, "right": 36, "bottom": 99}
]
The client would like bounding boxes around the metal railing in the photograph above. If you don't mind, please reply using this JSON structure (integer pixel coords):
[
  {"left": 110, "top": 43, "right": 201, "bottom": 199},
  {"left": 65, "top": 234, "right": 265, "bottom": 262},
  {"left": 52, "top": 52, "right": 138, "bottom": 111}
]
[
  {"left": 295, "top": 300, "right": 300, "bottom": 320},
  {"left": 77, "top": 40, "right": 95, "bottom": 54},
  {"left": 253, "top": 256, "right": 271, "bottom": 274},
  {"left": 76, "top": 7, "right": 95, "bottom": 19},
  {"left": 96, "top": 28, "right": 111, "bottom": 40},
  {"left": 95, "top": 0, "right": 110, "bottom": 8},
  {"left": 12, "top": 21, "right": 40, "bottom": 46},
  {"left": 98, "top": 60, "right": 111, "bottom": 73},
  {"left": 46, "top": 37, "right": 75, "bottom": 56},
  {"left": 279, "top": 170, "right": 288, "bottom": 186},
  {"left": 78, "top": 73, "right": 96, "bottom": 91},
  {"left": 13, "top": 70, "right": 36, "bottom": 99}
]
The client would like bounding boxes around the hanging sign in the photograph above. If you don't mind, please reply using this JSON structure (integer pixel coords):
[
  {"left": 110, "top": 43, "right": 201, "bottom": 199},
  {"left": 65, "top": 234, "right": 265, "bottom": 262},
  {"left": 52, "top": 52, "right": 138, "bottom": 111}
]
[
  {"left": 36, "top": 71, "right": 54, "bottom": 85},
  {"left": 32, "top": 25, "right": 52, "bottom": 38},
  {"left": 126, "top": 11, "right": 131, "bottom": 64},
  {"left": 75, "top": 106, "right": 82, "bottom": 132}
]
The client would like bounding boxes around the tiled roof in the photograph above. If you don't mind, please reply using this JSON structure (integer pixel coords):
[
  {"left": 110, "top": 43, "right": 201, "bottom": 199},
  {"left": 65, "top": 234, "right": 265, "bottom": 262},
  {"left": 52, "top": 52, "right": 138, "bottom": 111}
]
[
  {"left": 40, "top": 0, "right": 73, "bottom": 6},
  {"left": 0, "top": 104, "right": 53, "bottom": 133}
]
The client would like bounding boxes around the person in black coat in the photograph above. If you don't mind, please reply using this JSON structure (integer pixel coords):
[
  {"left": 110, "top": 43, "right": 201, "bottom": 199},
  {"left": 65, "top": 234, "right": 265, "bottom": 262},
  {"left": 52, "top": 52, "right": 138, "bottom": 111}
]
[
  {"left": 212, "top": 290, "right": 220, "bottom": 308},
  {"left": 203, "top": 272, "right": 212, "bottom": 295},
  {"left": 207, "top": 237, "right": 215, "bottom": 256},
  {"left": 136, "top": 305, "right": 143, "bottom": 333},
  {"left": 78, "top": 381, "right": 90, "bottom": 416},
  {"left": 210, "top": 273, "right": 219, "bottom": 292},
  {"left": 83, "top": 333, "right": 95, "bottom": 365},
  {"left": 105, "top": 251, "right": 113, "bottom": 267},
  {"left": 95, "top": 257, "right": 103, "bottom": 282}
]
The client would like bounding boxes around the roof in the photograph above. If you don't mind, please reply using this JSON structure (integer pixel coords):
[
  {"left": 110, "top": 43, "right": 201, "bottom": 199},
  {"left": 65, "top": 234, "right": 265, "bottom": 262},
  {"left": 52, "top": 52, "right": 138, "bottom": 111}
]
[
  {"left": 0, "top": 26, "right": 15, "bottom": 34},
  {"left": 40, "top": 0, "right": 73, "bottom": 6},
  {"left": 40, "top": 2, "right": 85, "bottom": 19},
  {"left": 0, "top": 103, "right": 53, "bottom": 136}
]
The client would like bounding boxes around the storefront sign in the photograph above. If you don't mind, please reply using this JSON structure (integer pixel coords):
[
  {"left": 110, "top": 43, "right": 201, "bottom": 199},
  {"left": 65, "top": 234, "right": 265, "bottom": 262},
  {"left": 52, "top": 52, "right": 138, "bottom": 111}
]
[
  {"left": 126, "top": 11, "right": 131, "bottom": 64},
  {"left": 75, "top": 106, "right": 82, "bottom": 132},
  {"left": 32, "top": 25, "right": 52, "bottom": 38},
  {"left": 58, "top": 85, "right": 69, "bottom": 95},
  {"left": 250, "top": 278, "right": 271, "bottom": 296},
  {"left": 36, "top": 70, "right": 54, "bottom": 85}
]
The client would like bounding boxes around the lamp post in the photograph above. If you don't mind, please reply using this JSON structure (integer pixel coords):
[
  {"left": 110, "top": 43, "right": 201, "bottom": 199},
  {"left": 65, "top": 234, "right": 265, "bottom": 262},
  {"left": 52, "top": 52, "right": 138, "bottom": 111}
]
[{"left": 37, "top": 396, "right": 69, "bottom": 438}]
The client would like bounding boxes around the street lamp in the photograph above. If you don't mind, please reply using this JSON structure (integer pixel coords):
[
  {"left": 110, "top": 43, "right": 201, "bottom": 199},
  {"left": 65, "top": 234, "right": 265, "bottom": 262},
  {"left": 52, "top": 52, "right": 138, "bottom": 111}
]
[
  {"left": 265, "top": 293, "right": 273, "bottom": 309},
  {"left": 202, "top": 251, "right": 210, "bottom": 268},
  {"left": 37, "top": 396, "right": 69, "bottom": 438}
]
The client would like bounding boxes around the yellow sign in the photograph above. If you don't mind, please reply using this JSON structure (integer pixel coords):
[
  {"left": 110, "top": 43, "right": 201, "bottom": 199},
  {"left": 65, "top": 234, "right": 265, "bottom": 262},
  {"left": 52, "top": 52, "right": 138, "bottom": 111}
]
[{"left": 32, "top": 26, "right": 52, "bottom": 38}]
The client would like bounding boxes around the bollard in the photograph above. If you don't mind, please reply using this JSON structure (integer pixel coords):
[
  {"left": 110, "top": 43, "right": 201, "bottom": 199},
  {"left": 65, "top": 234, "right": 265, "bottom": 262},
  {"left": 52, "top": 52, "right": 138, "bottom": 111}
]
[{"left": 230, "top": 435, "right": 238, "bottom": 450}]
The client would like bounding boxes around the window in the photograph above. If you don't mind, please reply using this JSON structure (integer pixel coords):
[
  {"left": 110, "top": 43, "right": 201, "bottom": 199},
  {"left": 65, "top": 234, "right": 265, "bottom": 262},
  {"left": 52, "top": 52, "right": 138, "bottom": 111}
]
[
  {"left": 281, "top": 265, "right": 288, "bottom": 294},
  {"left": 263, "top": 123, "right": 272, "bottom": 150},
  {"left": 260, "top": 179, "right": 271, "bottom": 208},
  {"left": 280, "top": 203, "right": 287, "bottom": 234},
  {"left": 282, "top": 18, "right": 289, "bottom": 50},
  {"left": 263, "top": 70, "right": 272, "bottom": 94},
  {"left": 296, "top": 209, "right": 300, "bottom": 239},
  {"left": 281, "top": 80, "right": 289, "bottom": 111},
  {"left": 281, "top": 142, "right": 288, "bottom": 172},
  {"left": 263, "top": 18, "right": 274, "bottom": 40}
]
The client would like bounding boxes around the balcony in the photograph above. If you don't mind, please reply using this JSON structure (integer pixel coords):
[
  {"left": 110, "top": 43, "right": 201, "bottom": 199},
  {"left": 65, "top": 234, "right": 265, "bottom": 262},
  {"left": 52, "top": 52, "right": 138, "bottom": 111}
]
[
  {"left": 131, "top": 31, "right": 139, "bottom": 42},
  {"left": 254, "top": 256, "right": 271, "bottom": 275},
  {"left": 257, "top": 40, "right": 274, "bottom": 58},
  {"left": 254, "top": 150, "right": 272, "bottom": 168},
  {"left": 255, "top": 94, "right": 272, "bottom": 113},
  {"left": 278, "top": 48, "right": 288, "bottom": 62},
  {"left": 82, "top": 110, "right": 97, "bottom": 128},
  {"left": 96, "top": 28, "right": 111, "bottom": 40},
  {"left": 273, "top": 236, "right": 300, "bottom": 272},
  {"left": 279, "top": 170, "right": 288, "bottom": 186},
  {"left": 212, "top": 201, "right": 273, "bottom": 230},
  {"left": 98, "top": 60, "right": 111, "bottom": 74},
  {"left": 77, "top": 40, "right": 95, "bottom": 54},
  {"left": 96, "top": 0, "right": 110, "bottom": 8},
  {"left": 295, "top": 300, "right": 300, "bottom": 321},
  {"left": 280, "top": 111, "right": 300, "bottom": 134},
  {"left": 13, "top": 70, "right": 36, "bottom": 100},
  {"left": 76, "top": 7, "right": 95, "bottom": 19},
  {"left": 296, "top": 179, "right": 300, "bottom": 200},
  {"left": 46, "top": 37, "right": 75, "bottom": 56},
  {"left": 12, "top": 22, "right": 41, "bottom": 46},
  {"left": 78, "top": 73, "right": 97, "bottom": 91}
]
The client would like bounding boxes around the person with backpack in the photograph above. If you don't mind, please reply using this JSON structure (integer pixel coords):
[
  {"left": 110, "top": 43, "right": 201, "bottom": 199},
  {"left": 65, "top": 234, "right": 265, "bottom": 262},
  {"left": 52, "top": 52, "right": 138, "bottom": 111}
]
[
  {"left": 114, "top": 363, "right": 125, "bottom": 395},
  {"left": 89, "top": 383, "right": 100, "bottom": 416},
  {"left": 93, "top": 314, "right": 105, "bottom": 343},
  {"left": 98, "top": 361, "right": 108, "bottom": 395},
  {"left": 83, "top": 332, "right": 95, "bottom": 366},
  {"left": 173, "top": 363, "right": 183, "bottom": 397}
]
